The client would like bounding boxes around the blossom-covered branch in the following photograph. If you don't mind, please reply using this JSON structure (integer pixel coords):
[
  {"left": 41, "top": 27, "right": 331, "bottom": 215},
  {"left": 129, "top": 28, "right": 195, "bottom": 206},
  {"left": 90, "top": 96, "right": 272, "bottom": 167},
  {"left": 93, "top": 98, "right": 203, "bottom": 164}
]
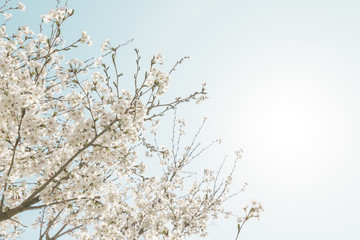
[{"left": 0, "top": 1, "right": 261, "bottom": 239}]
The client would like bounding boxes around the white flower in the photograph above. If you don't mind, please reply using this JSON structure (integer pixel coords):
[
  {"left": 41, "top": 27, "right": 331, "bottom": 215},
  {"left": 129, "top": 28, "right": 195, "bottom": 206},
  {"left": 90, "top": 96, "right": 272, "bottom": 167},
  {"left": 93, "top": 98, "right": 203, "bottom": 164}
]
[
  {"left": 18, "top": 2, "right": 25, "bottom": 11},
  {"left": 0, "top": 25, "right": 6, "bottom": 37},
  {"left": 41, "top": 14, "right": 51, "bottom": 23},
  {"left": 101, "top": 38, "right": 110, "bottom": 52},
  {"left": 154, "top": 53, "right": 164, "bottom": 65},
  {"left": 3, "top": 13, "right": 12, "bottom": 20},
  {"left": 94, "top": 57, "right": 102, "bottom": 66},
  {"left": 80, "top": 31, "right": 92, "bottom": 46}
]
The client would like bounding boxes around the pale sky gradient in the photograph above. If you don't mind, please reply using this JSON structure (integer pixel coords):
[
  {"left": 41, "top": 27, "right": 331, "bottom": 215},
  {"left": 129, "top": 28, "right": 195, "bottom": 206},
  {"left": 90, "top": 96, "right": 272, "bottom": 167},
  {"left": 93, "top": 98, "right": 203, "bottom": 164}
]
[{"left": 13, "top": 0, "right": 360, "bottom": 239}]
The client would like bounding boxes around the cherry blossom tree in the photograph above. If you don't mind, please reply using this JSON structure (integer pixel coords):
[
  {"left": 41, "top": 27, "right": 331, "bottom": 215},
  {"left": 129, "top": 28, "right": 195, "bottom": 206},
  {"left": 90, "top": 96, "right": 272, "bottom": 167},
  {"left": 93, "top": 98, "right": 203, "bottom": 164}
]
[{"left": 0, "top": 1, "right": 262, "bottom": 239}]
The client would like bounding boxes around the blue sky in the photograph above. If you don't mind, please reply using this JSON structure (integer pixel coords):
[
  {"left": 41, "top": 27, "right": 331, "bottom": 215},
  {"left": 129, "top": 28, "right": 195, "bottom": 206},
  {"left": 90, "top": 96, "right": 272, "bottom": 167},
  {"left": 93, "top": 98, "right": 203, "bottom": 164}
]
[{"left": 11, "top": 0, "right": 360, "bottom": 239}]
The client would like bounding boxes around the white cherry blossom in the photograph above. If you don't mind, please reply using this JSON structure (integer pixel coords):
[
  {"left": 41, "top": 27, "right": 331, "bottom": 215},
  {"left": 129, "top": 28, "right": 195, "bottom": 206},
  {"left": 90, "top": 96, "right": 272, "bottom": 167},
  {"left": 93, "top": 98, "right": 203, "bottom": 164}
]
[{"left": 17, "top": 2, "right": 25, "bottom": 11}]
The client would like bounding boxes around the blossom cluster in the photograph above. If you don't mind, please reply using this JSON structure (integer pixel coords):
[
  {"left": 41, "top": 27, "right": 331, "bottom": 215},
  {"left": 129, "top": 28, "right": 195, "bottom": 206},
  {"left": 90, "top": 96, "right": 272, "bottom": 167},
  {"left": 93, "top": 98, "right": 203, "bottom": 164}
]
[{"left": 145, "top": 68, "right": 170, "bottom": 96}]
